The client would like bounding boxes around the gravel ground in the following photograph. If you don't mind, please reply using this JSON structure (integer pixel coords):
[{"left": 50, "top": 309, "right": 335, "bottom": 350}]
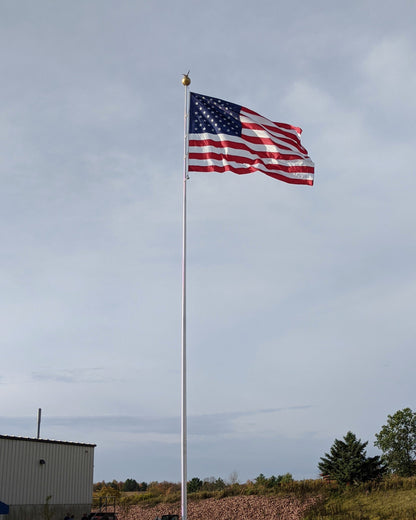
[{"left": 113, "top": 495, "right": 317, "bottom": 520}]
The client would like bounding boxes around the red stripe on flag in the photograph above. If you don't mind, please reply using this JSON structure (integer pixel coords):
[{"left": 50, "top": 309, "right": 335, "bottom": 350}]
[
  {"left": 189, "top": 152, "right": 314, "bottom": 174},
  {"left": 242, "top": 124, "right": 308, "bottom": 154},
  {"left": 188, "top": 138, "right": 307, "bottom": 161},
  {"left": 242, "top": 107, "right": 302, "bottom": 134},
  {"left": 188, "top": 162, "right": 313, "bottom": 185}
]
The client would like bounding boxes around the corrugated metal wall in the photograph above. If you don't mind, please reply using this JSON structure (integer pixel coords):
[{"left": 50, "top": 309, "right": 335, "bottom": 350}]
[{"left": 0, "top": 437, "right": 95, "bottom": 506}]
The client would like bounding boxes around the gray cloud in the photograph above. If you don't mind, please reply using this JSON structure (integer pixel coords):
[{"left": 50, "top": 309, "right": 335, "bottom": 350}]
[
  {"left": 0, "top": 407, "right": 312, "bottom": 439},
  {"left": 31, "top": 368, "right": 112, "bottom": 384}
]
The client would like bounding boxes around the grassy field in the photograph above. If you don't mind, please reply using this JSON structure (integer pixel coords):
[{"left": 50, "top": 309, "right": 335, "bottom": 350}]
[{"left": 304, "top": 480, "right": 416, "bottom": 520}]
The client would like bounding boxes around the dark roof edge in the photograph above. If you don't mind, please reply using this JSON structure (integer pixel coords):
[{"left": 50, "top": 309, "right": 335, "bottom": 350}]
[{"left": 0, "top": 434, "right": 96, "bottom": 447}]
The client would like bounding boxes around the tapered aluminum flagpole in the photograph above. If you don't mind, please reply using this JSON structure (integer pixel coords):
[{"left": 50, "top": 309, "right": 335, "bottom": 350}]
[{"left": 181, "top": 72, "right": 191, "bottom": 520}]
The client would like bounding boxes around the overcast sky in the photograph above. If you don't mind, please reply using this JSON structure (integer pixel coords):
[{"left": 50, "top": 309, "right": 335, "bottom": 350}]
[{"left": 1, "top": 0, "right": 416, "bottom": 484}]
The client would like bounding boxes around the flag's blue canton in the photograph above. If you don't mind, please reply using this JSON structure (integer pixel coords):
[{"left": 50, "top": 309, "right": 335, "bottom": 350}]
[{"left": 189, "top": 92, "right": 242, "bottom": 137}]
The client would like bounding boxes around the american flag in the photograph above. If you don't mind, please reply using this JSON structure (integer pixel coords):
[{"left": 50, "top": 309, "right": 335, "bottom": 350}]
[{"left": 188, "top": 92, "right": 314, "bottom": 186}]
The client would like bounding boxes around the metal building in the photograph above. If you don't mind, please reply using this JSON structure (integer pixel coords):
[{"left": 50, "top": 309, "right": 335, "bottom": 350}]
[{"left": 0, "top": 435, "right": 96, "bottom": 520}]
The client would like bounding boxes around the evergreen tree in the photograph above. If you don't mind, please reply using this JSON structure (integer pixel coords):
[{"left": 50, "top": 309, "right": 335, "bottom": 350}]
[
  {"left": 123, "top": 478, "right": 140, "bottom": 492},
  {"left": 318, "top": 431, "right": 386, "bottom": 485},
  {"left": 187, "top": 477, "right": 203, "bottom": 493}
]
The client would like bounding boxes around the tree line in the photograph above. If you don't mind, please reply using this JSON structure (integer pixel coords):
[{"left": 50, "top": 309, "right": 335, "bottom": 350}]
[
  {"left": 94, "top": 407, "right": 416, "bottom": 493},
  {"left": 93, "top": 474, "right": 296, "bottom": 497},
  {"left": 94, "top": 479, "right": 149, "bottom": 493}
]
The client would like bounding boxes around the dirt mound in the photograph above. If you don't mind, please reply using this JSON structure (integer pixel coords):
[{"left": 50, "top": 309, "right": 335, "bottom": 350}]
[{"left": 116, "top": 495, "right": 317, "bottom": 520}]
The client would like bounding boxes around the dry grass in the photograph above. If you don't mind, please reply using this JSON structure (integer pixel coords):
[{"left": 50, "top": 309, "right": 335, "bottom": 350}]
[{"left": 305, "top": 487, "right": 416, "bottom": 520}]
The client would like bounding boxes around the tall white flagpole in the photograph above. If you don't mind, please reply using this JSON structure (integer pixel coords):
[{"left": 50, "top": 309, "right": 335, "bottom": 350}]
[{"left": 181, "top": 72, "right": 191, "bottom": 520}]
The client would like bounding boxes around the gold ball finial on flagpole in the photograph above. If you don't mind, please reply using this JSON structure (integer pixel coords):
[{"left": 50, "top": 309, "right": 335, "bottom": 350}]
[{"left": 182, "top": 72, "right": 191, "bottom": 86}]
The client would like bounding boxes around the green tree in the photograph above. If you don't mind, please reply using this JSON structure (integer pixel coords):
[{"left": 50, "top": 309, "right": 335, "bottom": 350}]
[
  {"left": 255, "top": 473, "right": 293, "bottom": 489},
  {"left": 213, "top": 477, "right": 226, "bottom": 490},
  {"left": 187, "top": 477, "right": 203, "bottom": 493},
  {"left": 123, "top": 478, "right": 139, "bottom": 492},
  {"left": 96, "top": 484, "right": 121, "bottom": 498},
  {"left": 277, "top": 472, "right": 293, "bottom": 484},
  {"left": 201, "top": 477, "right": 226, "bottom": 491},
  {"left": 375, "top": 408, "right": 416, "bottom": 476},
  {"left": 318, "top": 431, "right": 385, "bottom": 485},
  {"left": 254, "top": 473, "right": 267, "bottom": 486}
]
